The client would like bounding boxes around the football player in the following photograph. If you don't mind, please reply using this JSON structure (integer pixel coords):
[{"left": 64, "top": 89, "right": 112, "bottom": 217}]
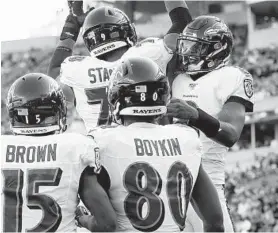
[
  {"left": 47, "top": 0, "right": 192, "bottom": 132},
  {"left": 1, "top": 73, "right": 116, "bottom": 232},
  {"left": 166, "top": 17, "right": 255, "bottom": 232},
  {"left": 76, "top": 56, "right": 224, "bottom": 232},
  {"left": 124, "top": 14, "right": 255, "bottom": 232}
]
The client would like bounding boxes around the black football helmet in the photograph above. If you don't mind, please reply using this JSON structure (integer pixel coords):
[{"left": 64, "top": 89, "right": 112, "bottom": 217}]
[
  {"left": 108, "top": 57, "right": 170, "bottom": 123},
  {"left": 176, "top": 16, "right": 234, "bottom": 74},
  {"left": 6, "top": 73, "right": 67, "bottom": 135},
  {"left": 82, "top": 6, "right": 137, "bottom": 57}
]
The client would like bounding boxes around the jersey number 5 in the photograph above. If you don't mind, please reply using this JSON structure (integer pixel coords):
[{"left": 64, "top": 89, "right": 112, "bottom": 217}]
[
  {"left": 123, "top": 161, "right": 193, "bottom": 232},
  {"left": 85, "top": 87, "right": 111, "bottom": 126},
  {"left": 2, "top": 168, "right": 63, "bottom": 232}
]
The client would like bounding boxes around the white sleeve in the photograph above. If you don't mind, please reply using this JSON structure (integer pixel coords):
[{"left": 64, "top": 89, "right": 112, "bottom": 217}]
[
  {"left": 80, "top": 135, "right": 102, "bottom": 174},
  {"left": 123, "top": 38, "right": 173, "bottom": 74},
  {"left": 59, "top": 56, "right": 88, "bottom": 89},
  {"left": 217, "top": 67, "right": 254, "bottom": 112}
]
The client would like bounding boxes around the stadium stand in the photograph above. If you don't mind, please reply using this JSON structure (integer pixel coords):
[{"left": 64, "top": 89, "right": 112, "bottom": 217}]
[{"left": 226, "top": 152, "right": 278, "bottom": 232}]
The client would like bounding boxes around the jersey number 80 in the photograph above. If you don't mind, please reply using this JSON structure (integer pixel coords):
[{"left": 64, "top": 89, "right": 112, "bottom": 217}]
[{"left": 123, "top": 161, "right": 193, "bottom": 232}]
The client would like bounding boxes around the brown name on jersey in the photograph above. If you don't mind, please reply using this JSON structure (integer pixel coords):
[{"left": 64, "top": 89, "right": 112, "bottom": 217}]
[
  {"left": 5, "top": 144, "right": 57, "bottom": 163},
  {"left": 134, "top": 138, "right": 182, "bottom": 157}
]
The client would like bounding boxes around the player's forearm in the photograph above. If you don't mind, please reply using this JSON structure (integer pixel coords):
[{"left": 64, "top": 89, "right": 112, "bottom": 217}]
[
  {"left": 203, "top": 222, "right": 224, "bottom": 232},
  {"left": 189, "top": 108, "right": 239, "bottom": 147},
  {"left": 165, "top": 0, "right": 192, "bottom": 34},
  {"left": 48, "top": 9, "right": 82, "bottom": 79},
  {"left": 47, "top": 39, "right": 75, "bottom": 79},
  {"left": 79, "top": 215, "right": 116, "bottom": 232},
  {"left": 211, "top": 121, "right": 239, "bottom": 147}
]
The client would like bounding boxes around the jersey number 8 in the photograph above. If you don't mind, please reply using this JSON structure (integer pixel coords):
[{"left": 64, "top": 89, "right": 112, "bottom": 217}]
[{"left": 123, "top": 161, "right": 193, "bottom": 232}]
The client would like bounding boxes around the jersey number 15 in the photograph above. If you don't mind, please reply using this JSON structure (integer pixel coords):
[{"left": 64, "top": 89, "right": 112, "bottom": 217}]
[{"left": 2, "top": 168, "right": 63, "bottom": 232}]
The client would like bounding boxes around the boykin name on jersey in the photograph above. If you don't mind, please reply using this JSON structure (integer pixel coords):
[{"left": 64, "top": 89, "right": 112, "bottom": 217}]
[
  {"left": 5, "top": 143, "right": 57, "bottom": 163},
  {"left": 88, "top": 67, "right": 114, "bottom": 84},
  {"left": 134, "top": 138, "right": 182, "bottom": 157}
]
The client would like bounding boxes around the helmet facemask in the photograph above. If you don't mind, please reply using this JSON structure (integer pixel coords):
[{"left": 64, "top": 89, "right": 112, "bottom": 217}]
[
  {"left": 176, "top": 16, "right": 234, "bottom": 75},
  {"left": 176, "top": 35, "right": 231, "bottom": 75},
  {"left": 8, "top": 99, "right": 67, "bottom": 135},
  {"left": 6, "top": 74, "right": 67, "bottom": 136}
]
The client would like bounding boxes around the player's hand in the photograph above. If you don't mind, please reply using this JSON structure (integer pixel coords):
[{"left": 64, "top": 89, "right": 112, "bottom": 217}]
[
  {"left": 68, "top": 0, "right": 95, "bottom": 26},
  {"left": 75, "top": 206, "right": 89, "bottom": 228},
  {"left": 60, "top": 1, "right": 95, "bottom": 41},
  {"left": 166, "top": 98, "right": 199, "bottom": 121}
]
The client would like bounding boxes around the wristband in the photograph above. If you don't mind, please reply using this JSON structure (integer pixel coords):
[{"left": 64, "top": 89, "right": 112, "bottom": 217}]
[
  {"left": 189, "top": 108, "right": 220, "bottom": 138},
  {"left": 60, "top": 15, "right": 81, "bottom": 42}
]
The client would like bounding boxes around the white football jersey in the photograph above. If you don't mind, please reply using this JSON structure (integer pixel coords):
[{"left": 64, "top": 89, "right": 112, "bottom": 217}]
[
  {"left": 122, "top": 37, "right": 174, "bottom": 74},
  {"left": 1, "top": 133, "right": 100, "bottom": 232},
  {"left": 172, "top": 66, "right": 254, "bottom": 184},
  {"left": 92, "top": 123, "right": 202, "bottom": 232},
  {"left": 60, "top": 56, "right": 116, "bottom": 132}
]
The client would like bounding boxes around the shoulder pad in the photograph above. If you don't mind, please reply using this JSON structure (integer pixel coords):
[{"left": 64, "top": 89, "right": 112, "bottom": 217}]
[
  {"left": 163, "top": 33, "right": 178, "bottom": 53},
  {"left": 124, "top": 38, "right": 172, "bottom": 74},
  {"left": 234, "top": 66, "right": 253, "bottom": 80},
  {"left": 60, "top": 55, "right": 111, "bottom": 89},
  {"left": 63, "top": 55, "right": 87, "bottom": 64},
  {"left": 135, "top": 37, "right": 161, "bottom": 47},
  {"left": 88, "top": 125, "right": 119, "bottom": 134},
  {"left": 67, "top": 56, "right": 86, "bottom": 62}
]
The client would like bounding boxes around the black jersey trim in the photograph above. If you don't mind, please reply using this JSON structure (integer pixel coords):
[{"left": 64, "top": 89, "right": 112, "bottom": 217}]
[
  {"left": 97, "top": 166, "right": 111, "bottom": 196},
  {"left": 225, "top": 96, "right": 254, "bottom": 112}
]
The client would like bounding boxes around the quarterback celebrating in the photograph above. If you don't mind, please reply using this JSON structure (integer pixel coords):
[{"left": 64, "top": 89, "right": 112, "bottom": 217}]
[
  {"left": 1, "top": 74, "right": 116, "bottom": 232},
  {"left": 77, "top": 56, "right": 224, "bottom": 232}
]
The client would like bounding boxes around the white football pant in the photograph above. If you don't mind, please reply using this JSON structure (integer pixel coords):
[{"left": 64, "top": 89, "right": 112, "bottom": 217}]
[{"left": 184, "top": 184, "right": 234, "bottom": 232}]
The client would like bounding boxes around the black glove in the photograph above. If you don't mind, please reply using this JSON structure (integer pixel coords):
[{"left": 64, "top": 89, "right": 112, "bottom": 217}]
[{"left": 60, "top": 0, "right": 95, "bottom": 42}]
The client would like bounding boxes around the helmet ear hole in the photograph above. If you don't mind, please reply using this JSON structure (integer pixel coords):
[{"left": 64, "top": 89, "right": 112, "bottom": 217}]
[{"left": 107, "top": 9, "right": 113, "bottom": 16}]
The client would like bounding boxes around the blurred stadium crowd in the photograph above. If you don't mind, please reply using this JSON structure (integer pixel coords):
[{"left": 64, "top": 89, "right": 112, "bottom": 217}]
[
  {"left": 1, "top": 7, "right": 278, "bottom": 229},
  {"left": 226, "top": 152, "right": 278, "bottom": 232}
]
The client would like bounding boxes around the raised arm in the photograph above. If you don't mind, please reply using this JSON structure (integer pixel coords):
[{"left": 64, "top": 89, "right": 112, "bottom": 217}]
[
  {"left": 165, "top": 0, "right": 192, "bottom": 35},
  {"left": 47, "top": 1, "right": 93, "bottom": 79},
  {"left": 191, "top": 165, "right": 224, "bottom": 232}
]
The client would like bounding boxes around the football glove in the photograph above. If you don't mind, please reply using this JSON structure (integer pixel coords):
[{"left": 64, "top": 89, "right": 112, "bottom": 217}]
[
  {"left": 167, "top": 98, "right": 199, "bottom": 121},
  {"left": 60, "top": 0, "right": 95, "bottom": 42}
]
